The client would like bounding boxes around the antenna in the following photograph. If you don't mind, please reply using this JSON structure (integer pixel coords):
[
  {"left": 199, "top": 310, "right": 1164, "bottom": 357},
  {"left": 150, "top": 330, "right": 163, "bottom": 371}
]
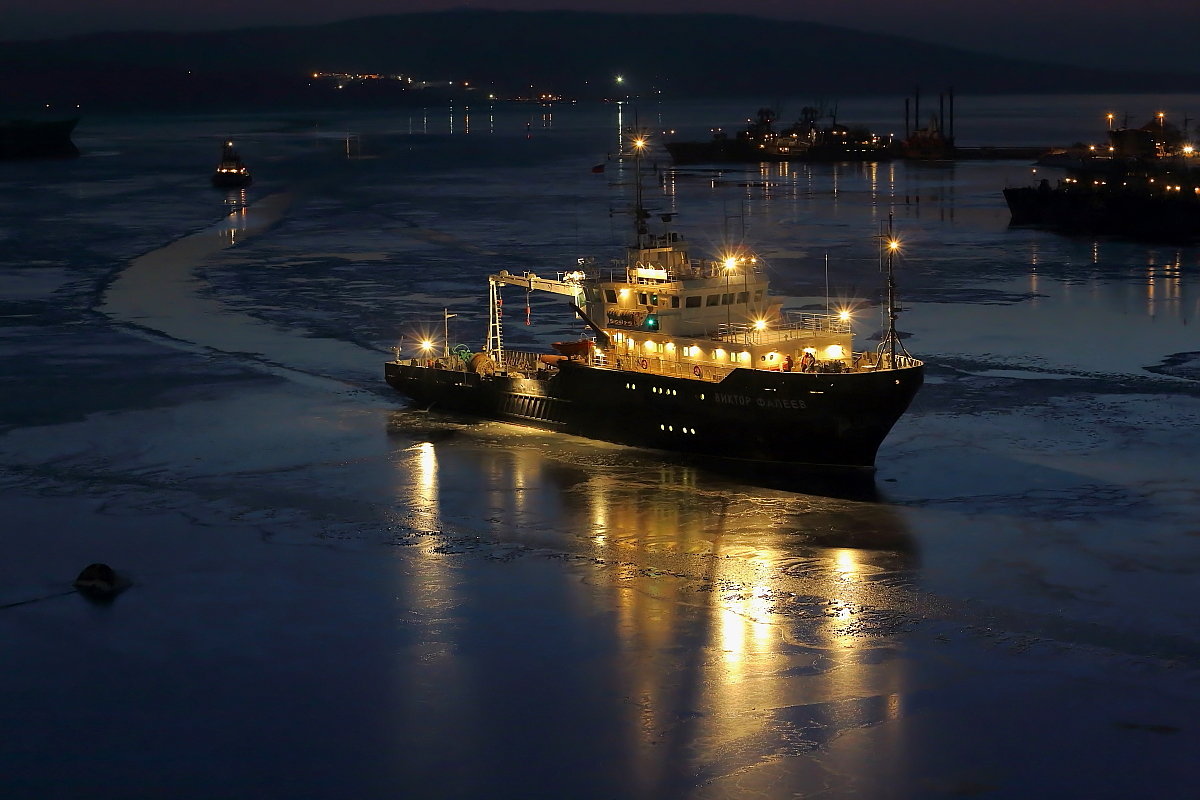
[
  {"left": 876, "top": 214, "right": 910, "bottom": 368},
  {"left": 825, "top": 253, "right": 830, "bottom": 314}
]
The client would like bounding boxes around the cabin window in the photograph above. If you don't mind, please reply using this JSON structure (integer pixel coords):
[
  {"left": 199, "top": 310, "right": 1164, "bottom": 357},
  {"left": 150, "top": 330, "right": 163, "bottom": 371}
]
[
  {"left": 721, "top": 293, "right": 733, "bottom": 305},
  {"left": 737, "top": 291, "right": 749, "bottom": 304},
  {"left": 604, "top": 289, "right": 617, "bottom": 303},
  {"left": 753, "top": 290, "right": 763, "bottom": 302},
  {"left": 637, "top": 292, "right": 648, "bottom": 305},
  {"left": 685, "top": 295, "right": 701, "bottom": 308},
  {"left": 671, "top": 296, "right": 681, "bottom": 308},
  {"left": 706, "top": 295, "right": 720, "bottom": 307},
  {"left": 650, "top": 293, "right": 659, "bottom": 306}
]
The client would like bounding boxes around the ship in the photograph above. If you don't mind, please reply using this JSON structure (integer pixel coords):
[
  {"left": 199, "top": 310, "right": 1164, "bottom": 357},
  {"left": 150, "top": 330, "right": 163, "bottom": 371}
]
[
  {"left": 0, "top": 116, "right": 79, "bottom": 159},
  {"left": 1005, "top": 114, "right": 1200, "bottom": 240},
  {"left": 384, "top": 136, "right": 924, "bottom": 469},
  {"left": 665, "top": 107, "right": 894, "bottom": 165},
  {"left": 211, "top": 140, "right": 252, "bottom": 188}
]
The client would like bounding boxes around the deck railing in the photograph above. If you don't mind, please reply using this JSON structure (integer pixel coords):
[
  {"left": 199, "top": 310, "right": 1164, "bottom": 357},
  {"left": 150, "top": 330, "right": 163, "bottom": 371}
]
[
  {"left": 403, "top": 347, "right": 920, "bottom": 379},
  {"left": 717, "top": 311, "right": 851, "bottom": 344}
]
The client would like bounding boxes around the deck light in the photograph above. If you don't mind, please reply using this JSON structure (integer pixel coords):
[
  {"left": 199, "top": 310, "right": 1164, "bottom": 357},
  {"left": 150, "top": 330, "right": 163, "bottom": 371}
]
[
  {"left": 419, "top": 339, "right": 434, "bottom": 351},
  {"left": 837, "top": 309, "right": 851, "bottom": 322},
  {"left": 753, "top": 319, "right": 767, "bottom": 330}
]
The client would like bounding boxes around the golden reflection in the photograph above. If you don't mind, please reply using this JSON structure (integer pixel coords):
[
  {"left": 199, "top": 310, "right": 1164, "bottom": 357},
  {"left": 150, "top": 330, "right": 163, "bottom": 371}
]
[
  {"left": 410, "top": 441, "right": 439, "bottom": 532},
  {"left": 218, "top": 204, "right": 249, "bottom": 244},
  {"left": 386, "top": 428, "right": 916, "bottom": 786}
]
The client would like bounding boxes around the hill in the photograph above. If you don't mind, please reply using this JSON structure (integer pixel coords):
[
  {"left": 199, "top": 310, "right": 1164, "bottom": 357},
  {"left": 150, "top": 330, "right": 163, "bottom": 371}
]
[{"left": 2, "top": 10, "right": 1193, "bottom": 112}]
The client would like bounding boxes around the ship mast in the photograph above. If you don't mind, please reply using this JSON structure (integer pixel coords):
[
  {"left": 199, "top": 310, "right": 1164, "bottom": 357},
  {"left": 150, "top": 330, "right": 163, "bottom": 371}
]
[
  {"left": 629, "top": 127, "right": 650, "bottom": 250},
  {"left": 877, "top": 214, "right": 909, "bottom": 368}
]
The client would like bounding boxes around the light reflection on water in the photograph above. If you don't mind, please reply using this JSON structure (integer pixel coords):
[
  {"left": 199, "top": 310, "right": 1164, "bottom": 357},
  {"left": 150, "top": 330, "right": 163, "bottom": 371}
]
[{"left": 388, "top": 416, "right": 919, "bottom": 788}]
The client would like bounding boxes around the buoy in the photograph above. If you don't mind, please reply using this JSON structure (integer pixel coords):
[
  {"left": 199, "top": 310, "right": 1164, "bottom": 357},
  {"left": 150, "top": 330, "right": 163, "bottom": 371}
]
[{"left": 73, "top": 563, "right": 129, "bottom": 601}]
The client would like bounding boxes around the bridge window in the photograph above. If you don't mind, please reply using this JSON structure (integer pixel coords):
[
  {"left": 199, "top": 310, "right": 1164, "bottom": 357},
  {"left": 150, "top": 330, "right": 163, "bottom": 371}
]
[
  {"left": 721, "top": 293, "right": 733, "bottom": 305},
  {"left": 604, "top": 289, "right": 617, "bottom": 303},
  {"left": 706, "top": 295, "right": 720, "bottom": 307},
  {"left": 670, "top": 296, "right": 681, "bottom": 308},
  {"left": 685, "top": 295, "right": 701, "bottom": 308},
  {"left": 737, "top": 291, "right": 749, "bottom": 304}
]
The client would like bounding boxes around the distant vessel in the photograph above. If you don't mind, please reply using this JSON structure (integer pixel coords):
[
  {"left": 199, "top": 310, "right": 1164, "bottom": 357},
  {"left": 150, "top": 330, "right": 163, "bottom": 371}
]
[
  {"left": 1003, "top": 174, "right": 1200, "bottom": 241},
  {"left": 384, "top": 135, "right": 923, "bottom": 469},
  {"left": 1005, "top": 114, "right": 1200, "bottom": 240},
  {"left": 898, "top": 114, "right": 955, "bottom": 160},
  {"left": 665, "top": 107, "right": 894, "bottom": 165},
  {"left": 211, "top": 140, "right": 252, "bottom": 188},
  {"left": 0, "top": 116, "right": 79, "bottom": 159}
]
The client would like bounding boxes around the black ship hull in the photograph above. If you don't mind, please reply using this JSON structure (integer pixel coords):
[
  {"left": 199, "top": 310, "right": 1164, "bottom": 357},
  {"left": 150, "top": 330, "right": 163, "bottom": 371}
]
[
  {"left": 1004, "top": 185, "right": 1200, "bottom": 241},
  {"left": 385, "top": 360, "right": 924, "bottom": 468},
  {"left": 0, "top": 117, "right": 79, "bottom": 159},
  {"left": 212, "top": 173, "right": 252, "bottom": 189}
]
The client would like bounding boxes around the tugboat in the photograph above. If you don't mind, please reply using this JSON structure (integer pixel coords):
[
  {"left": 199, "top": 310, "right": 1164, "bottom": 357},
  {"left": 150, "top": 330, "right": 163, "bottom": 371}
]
[
  {"left": 211, "top": 140, "right": 252, "bottom": 188},
  {"left": 384, "top": 136, "right": 923, "bottom": 469},
  {"left": 1004, "top": 114, "right": 1200, "bottom": 241},
  {"left": 665, "top": 107, "right": 894, "bottom": 165}
]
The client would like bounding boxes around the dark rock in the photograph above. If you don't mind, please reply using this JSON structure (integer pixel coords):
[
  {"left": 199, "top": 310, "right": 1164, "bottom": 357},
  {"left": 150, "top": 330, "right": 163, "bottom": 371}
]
[{"left": 73, "top": 563, "right": 130, "bottom": 602}]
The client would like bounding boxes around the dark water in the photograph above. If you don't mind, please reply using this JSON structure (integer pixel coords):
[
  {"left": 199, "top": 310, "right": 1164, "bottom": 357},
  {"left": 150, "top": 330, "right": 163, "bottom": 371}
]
[{"left": 2, "top": 95, "right": 1199, "bottom": 798}]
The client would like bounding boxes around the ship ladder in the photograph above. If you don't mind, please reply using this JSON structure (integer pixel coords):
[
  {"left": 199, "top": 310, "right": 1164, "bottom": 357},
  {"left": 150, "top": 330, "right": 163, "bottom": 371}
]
[{"left": 487, "top": 278, "right": 506, "bottom": 371}]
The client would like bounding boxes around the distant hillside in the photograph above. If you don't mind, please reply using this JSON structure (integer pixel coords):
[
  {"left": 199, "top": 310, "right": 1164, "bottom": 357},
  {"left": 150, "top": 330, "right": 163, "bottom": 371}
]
[{"left": 2, "top": 10, "right": 1193, "bottom": 112}]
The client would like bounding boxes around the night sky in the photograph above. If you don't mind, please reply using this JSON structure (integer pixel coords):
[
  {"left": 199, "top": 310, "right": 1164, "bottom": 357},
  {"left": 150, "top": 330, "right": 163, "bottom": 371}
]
[{"left": 2, "top": 0, "right": 1197, "bottom": 73}]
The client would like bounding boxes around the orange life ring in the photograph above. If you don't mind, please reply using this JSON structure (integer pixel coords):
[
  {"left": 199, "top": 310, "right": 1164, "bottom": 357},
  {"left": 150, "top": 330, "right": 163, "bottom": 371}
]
[
  {"left": 692, "top": 365, "right": 702, "bottom": 377},
  {"left": 638, "top": 358, "right": 649, "bottom": 370}
]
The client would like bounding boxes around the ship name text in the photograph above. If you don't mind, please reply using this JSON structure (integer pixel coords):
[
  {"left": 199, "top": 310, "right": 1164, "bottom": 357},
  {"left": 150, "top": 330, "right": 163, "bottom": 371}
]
[{"left": 713, "top": 392, "right": 806, "bottom": 410}]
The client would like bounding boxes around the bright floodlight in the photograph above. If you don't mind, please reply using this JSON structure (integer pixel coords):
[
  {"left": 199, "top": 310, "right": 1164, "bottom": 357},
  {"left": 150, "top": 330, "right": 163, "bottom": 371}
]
[{"left": 419, "top": 339, "right": 434, "bottom": 351}]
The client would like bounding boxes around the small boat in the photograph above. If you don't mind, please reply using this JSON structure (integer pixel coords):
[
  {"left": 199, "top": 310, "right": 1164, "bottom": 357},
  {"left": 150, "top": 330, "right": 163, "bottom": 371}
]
[
  {"left": 0, "top": 116, "right": 79, "bottom": 159},
  {"left": 211, "top": 140, "right": 252, "bottom": 188},
  {"left": 665, "top": 107, "right": 894, "bottom": 165},
  {"left": 384, "top": 136, "right": 923, "bottom": 469}
]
